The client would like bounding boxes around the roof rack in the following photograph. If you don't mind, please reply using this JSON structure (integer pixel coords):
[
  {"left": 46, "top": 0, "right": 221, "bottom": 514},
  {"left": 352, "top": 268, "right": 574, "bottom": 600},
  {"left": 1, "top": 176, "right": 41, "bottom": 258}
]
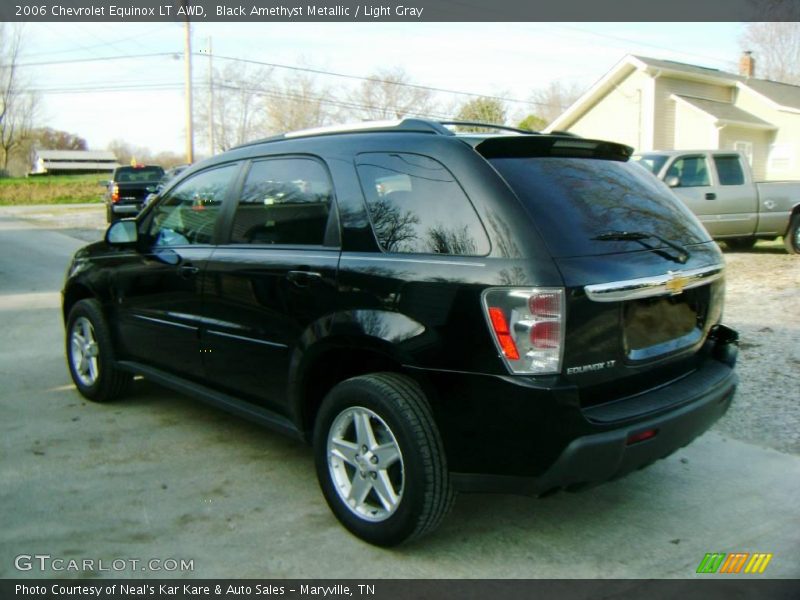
[
  {"left": 233, "top": 118, "right": 560, "bottom": 150},
  {"left": 438, "top": 121, "right": 537, "bottom": 135}
]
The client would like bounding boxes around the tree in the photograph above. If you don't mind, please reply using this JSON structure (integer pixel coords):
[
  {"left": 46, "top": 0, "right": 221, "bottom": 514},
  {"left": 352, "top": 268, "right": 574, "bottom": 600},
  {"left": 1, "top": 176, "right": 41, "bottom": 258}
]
[
  {"left": 529, "top": 81, "right": 583, "bottom": 125},
  {"left": 195, "top": 61, "right": 273, "bottom": 153},
  {"left": 517, "top": 114, "right": 547, "bottom": 132},
  {"left": 347, "top": 67, "right": 436, "bottom": 120},
  {"left": 265, "top": 71, "right": 333, "bottom": 133},
  {"left": 0, "top": 24, "right": 40, "bottom": 174},
  {"left": 107, "top": 139, "right": 154, "bottom": 166},
  {"left": 740, "top": 23, "right": 800, "bottom": 84},
  {"left": 454, "top": 97, "right": 507, "bottom": 131},
  {"left": 28, "top": 128, "right": 87, "bottom": 151}
]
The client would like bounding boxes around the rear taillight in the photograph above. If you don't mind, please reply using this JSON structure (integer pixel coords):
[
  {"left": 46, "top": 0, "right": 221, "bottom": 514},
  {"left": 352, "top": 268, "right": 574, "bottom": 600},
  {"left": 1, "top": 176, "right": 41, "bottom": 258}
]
[
  {"left": 482, "top": 288, "right": 565, "bottom": 375},
  {"left": 111, "top": 183, "right": 120, "bottom": 203}
]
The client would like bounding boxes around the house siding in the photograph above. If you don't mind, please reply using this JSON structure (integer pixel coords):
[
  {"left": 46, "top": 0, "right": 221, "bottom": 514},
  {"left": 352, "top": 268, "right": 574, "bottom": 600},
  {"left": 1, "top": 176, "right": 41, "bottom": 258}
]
[
  {"left": 733, "top": 86, "right": 800, "bottom": 180},
  {"left": 653, "top": 77, "right": 734, "bottom": 150},
  {"left": 717, "top": 126, "right": 770, "bottom": 181},
  {"left": 673, "top": 102, "right": 718, "bottom": 149},
  {"left": 568, "top": 70, "right": 647, "bottom": 150}
]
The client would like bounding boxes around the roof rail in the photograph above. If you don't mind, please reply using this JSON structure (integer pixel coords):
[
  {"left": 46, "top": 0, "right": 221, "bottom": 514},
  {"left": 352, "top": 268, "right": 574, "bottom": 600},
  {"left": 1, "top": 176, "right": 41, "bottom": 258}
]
[
  {"left": 233, "top": 118, "right": 557, "bottom": 150},
  {"left": 234, "top": 119, "right": 454, "bottom": 149},
  {"left": 438, "top": 121, "right": 538, "bottom": 135}
]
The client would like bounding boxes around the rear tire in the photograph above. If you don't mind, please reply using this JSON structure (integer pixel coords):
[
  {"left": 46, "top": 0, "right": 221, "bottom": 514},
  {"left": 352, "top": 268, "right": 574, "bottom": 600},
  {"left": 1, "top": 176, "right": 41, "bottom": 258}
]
[
  {"left": 784, "top": 214, "right": 800, "bottom": 254},
  {"left": 66, "top": 299, "right": 131, "bottom": 402},
  {"left": 725, "top": 237, "right": 757, "bottom": 251},
  {"left": 313, "top": 373, "right": 455, "bottom": 546}
]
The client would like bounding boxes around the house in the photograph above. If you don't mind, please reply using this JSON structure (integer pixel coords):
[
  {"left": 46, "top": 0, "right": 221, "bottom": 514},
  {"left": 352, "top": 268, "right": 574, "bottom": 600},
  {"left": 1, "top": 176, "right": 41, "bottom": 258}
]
[
  {"left": 30, "top": 150, "right": 119, "bottom": 175},
  {"left": 546, "top": 53, "right": 800, "bottom": 181}
]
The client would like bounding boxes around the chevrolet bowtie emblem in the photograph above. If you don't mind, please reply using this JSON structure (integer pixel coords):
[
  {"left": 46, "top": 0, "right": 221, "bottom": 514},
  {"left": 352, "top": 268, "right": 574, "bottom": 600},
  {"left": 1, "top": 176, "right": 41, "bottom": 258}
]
[{"left": 666, "top": 274, "right": 689, "bottom": 295}]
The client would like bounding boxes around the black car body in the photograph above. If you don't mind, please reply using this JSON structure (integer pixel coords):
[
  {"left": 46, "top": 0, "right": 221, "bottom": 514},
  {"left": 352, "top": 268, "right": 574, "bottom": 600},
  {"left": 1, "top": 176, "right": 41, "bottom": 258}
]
[
  {"left": 104, "top": 164, "right": 165, "bottom": 223},
  {"left": 63, "top": 119, "right": 738, "bottom": 546}
]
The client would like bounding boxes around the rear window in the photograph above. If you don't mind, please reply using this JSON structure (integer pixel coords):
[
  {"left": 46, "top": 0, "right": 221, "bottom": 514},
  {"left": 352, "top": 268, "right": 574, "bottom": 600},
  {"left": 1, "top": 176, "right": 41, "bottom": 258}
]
[
  {"left": 115, "top": 166, "right": 165, "bottom": 182},
  {"left": 489, "top": 157, "right": 711, "bottom": 258}
]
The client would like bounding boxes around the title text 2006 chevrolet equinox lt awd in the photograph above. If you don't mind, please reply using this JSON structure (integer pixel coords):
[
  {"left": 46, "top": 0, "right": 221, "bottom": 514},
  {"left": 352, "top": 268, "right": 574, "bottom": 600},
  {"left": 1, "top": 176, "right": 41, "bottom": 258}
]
[{"left": 63, "top": 119, "right": 739, "bottom": 546}]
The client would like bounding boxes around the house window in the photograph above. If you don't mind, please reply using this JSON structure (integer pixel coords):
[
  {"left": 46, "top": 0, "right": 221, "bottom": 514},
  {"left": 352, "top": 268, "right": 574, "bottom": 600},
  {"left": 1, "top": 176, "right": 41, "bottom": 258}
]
[
  {"left": 768, "top": 143, "right": 795, "bottom": 172},
  {"left": 734, "top": 141, "right": 753, "bottom": 165}
]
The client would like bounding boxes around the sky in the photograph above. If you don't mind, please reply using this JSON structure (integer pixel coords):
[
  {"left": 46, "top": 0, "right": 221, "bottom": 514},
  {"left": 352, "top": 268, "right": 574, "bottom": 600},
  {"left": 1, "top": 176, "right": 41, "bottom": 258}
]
[{"left": 15, "top": 22, "right": 748, "bottom": 156}]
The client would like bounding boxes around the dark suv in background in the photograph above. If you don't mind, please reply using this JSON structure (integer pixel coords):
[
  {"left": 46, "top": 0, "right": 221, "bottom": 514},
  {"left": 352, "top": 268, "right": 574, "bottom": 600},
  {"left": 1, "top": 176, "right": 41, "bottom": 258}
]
[{"left": 63, "top": 119, "right": 739, "bottom": 546}]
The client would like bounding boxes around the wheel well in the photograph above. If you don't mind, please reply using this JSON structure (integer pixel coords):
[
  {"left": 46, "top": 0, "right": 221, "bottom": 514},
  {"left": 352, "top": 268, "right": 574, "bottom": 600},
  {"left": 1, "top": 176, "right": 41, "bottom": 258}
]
[
  {"left": 62, "top": 284, "right": 93, "bottom": 323},
  {"left": 300, "top": 347, "right": 405, "bottom": 436}
]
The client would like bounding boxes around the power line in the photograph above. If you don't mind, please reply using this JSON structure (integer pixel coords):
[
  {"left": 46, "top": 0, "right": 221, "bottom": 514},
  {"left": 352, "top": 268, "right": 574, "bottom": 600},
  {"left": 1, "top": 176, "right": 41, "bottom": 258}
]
[
  {"left": 206, "top": 53, "right": 541, "bottom": 107},
  {"left": 2, "top": 52, "right": 180, "bottom": 69}
]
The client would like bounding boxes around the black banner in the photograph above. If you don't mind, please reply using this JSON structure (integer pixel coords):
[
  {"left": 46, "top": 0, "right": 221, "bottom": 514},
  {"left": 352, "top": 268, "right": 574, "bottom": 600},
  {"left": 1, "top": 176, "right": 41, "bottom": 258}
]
[
  {"left": 3, "top": 580, "right": 800, "bottom": 600},
  {"left": 1, "top": 0, "right": 799, "bottom": 22}
]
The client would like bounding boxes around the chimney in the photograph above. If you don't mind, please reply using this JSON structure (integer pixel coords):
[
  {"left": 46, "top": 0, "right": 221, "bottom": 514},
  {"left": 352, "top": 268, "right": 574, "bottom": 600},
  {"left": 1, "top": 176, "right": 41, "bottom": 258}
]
[{"left": 739, "top": 51, "right": 755, "bottom": 78}]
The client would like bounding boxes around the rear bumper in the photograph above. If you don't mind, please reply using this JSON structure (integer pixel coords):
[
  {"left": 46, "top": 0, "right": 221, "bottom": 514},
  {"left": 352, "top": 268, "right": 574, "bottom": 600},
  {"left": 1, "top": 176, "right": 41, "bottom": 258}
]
[
  {"left": 416, "top": 325, "right": 739, "bottom": 494},
  {"left": 451, "top": 362, "right": 736, "bottom": 495},
  {"left": 110, "top": 203, "right": 141, "bottom": 214}
]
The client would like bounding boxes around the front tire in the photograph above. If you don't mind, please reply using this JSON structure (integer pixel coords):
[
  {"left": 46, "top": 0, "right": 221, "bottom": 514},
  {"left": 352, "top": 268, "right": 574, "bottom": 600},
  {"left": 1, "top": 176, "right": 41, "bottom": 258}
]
[
  {"left": 784, "top": 214, "right": 800, "bottom": 254},
  {"left": 313, "top": 373, "right": 454, "bottom": 546},
  {"left": 66, "top": 299, "right": 131, "bottom": 402}
]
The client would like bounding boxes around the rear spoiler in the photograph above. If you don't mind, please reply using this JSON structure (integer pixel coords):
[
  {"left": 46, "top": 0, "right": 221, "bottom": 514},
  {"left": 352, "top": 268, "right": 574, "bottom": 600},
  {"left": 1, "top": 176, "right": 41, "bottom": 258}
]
[{"left": 474, "top": 136, "right": 633, "bottom": 162}]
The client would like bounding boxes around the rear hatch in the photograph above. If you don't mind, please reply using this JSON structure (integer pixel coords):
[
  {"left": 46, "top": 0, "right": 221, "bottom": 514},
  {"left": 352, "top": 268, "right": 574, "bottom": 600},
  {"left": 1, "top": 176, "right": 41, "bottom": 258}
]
[{"left": 479, "top": 136, "right": 725, "bottom": 406}]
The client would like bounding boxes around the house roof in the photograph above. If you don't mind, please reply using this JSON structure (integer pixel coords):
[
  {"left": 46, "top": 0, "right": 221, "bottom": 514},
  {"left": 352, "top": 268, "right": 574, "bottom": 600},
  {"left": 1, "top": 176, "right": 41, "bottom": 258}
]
[
  {"left": 673, "top": 95, "right": 775, "bottom": 128},
  {"left": 547, "top": 54, "right": 800, "bottom": 132},
  {"left": 632, "top": 56, "right": 745, "bottom": 84},
  {"left": 742, "top": 79, "right": 800, "bottom": 111},
  {"left": 36, "top": 150, "right": 117, "bottom": 161},
  {"left": 42, "top": 161, "right": 118, "bottom": 171}
]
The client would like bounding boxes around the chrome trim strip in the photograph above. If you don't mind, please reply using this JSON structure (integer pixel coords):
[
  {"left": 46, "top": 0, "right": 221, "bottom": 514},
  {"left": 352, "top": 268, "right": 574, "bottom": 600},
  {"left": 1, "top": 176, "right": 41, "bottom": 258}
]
[
  {"left": 132, "top": 314, "right": 197, "bottom": 330},
  {"left": 584, "top": 265, "right": 724, "bottom": 302},
  {"left": 206, "top": 329, "right": 288, "bottom": 349},
  {"left": 340, "top": 255, "right": 486, "bottom": 267}
]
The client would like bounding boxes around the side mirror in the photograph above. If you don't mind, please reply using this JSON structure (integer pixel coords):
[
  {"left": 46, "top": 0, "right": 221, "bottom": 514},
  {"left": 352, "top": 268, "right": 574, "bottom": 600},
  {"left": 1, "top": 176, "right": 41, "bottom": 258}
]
[
  {"left": 105, "top": 219, "right": 138, "bottom": 245},
  {"left": 98, "top": 179, "right": 110, "bottom": 187},
  {"left": 665, "top": 175, "right": 681, "bottom": 188}
]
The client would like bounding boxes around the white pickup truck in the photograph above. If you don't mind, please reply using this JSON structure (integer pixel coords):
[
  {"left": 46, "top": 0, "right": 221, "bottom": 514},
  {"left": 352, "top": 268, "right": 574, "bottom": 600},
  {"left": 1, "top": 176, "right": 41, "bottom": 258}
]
[{"left": 634, "top": 150, "right": 800, "bottom": 254}]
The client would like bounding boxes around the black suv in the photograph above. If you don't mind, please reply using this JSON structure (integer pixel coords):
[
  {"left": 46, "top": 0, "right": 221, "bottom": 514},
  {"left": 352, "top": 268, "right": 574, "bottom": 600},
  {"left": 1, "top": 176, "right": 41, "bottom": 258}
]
[{"left": 63, "top": 119, "right": 739, "bottom": 546}]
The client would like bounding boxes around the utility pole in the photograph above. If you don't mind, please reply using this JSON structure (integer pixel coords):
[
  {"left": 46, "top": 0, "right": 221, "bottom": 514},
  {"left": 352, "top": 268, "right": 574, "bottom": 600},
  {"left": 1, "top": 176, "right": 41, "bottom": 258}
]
[
  {"left": 183, "top": 18, "right": 194, "bottom": 164},
  {"left": 207, "top": 35, "right": 214, "bottom": 156}
]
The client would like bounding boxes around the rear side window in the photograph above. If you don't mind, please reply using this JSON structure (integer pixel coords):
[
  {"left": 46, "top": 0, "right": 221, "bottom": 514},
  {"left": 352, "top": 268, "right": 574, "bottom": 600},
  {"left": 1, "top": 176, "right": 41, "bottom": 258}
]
[
  {"left": 230, "top": 158, "right": 332, "bottom": 246},
  {"left": 713, "top": 155, "right": 745, "bottom": 185},
  {"left": 355, "top": 152, "right": 490, "bottom": 255},
  {"left": 489, "top": 157, "right": 711, "bottom": 258}
]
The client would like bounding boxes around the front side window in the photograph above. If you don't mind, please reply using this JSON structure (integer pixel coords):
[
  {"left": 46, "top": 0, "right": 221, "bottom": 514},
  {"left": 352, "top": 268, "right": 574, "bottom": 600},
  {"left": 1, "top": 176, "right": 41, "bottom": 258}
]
[
  {"left": 665, "top": 156, "right": 710, "bottom": 187},
  {"left": 148, "top": 164, "right": 237, "bottom": 246},
  {"left": 355, "top": 152, "right": 490, "bottom": 255},
  {"left": 230, "top": 158, "right": 333, "bottom": 246}
]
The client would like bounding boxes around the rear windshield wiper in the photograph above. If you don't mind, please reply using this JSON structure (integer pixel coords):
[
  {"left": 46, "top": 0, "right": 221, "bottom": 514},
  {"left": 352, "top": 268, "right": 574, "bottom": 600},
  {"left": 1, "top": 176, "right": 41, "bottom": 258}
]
[{"left": 592, "top": 231, "right": 690, "bottom": 264}]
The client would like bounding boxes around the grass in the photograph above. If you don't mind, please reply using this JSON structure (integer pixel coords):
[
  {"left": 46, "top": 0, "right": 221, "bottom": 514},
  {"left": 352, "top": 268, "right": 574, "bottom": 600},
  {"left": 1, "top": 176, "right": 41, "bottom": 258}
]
[{"left": 0, "top": 174, "right": 106, "bottom": 205}]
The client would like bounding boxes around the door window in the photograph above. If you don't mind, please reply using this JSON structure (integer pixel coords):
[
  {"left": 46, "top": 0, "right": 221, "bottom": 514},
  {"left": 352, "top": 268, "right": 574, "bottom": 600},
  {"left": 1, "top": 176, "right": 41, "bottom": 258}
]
[
  {"left": 230, "top": 158, "right": 333, "bottom": 246},
  {"left": 666, "top": 156, "right": 710, "bottom": 188},
  {"left": 148, "top": 164, "right": 238, "bottom": 246}
]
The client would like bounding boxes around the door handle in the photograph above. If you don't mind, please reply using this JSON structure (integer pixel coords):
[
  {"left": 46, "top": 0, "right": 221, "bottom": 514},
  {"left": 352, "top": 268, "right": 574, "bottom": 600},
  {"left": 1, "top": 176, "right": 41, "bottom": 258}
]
[
  {"left": 705, "top": 193, "right": 717, "bottom": 200},
  {"left": 287, "top": 270, "right": 322, "bottom": 286},
  {"left": 179, "top": 264, "right": 200, "bottom": 278}
]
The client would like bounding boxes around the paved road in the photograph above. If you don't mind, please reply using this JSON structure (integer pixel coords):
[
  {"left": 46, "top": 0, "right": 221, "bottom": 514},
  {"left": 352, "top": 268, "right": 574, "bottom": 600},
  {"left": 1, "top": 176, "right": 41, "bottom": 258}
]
[{"left": 1, "top": 208, "right": 798, "bottom": 579}]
